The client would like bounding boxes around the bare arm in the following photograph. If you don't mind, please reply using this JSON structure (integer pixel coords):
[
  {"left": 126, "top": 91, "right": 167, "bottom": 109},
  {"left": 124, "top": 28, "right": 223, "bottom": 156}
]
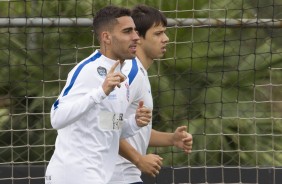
[
  {"left": 149, "top": 126, "right": 193, "bottom": 154},
  {"left": 119, "top": 139, "right": 163, "bottom": 177},
  {"left": 149, "top": 129, "right": 174, "bottom": 146}
]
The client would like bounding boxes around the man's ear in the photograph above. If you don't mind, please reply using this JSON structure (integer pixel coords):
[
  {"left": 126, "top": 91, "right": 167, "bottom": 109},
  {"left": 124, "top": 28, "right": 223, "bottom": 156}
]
[{"left": 101, "top": 31, "right": 111, "bottom": 44}]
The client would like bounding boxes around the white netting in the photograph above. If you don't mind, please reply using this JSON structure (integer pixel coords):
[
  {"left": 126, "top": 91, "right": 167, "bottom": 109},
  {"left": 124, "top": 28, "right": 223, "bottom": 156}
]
[{"left": 1, "top": 0, "right": 282, "bottom": 183}]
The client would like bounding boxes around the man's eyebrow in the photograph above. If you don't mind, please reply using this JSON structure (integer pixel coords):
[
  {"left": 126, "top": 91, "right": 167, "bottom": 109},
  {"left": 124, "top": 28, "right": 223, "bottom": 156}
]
[{"left": 122, "top": 27, "right": 134, "bottom": 32}]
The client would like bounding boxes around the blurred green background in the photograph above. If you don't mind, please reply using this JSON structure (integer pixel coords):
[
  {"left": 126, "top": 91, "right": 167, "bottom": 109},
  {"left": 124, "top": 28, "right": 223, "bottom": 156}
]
[{"left": 0, "top": 0, "right": 282, "bottom": 171}]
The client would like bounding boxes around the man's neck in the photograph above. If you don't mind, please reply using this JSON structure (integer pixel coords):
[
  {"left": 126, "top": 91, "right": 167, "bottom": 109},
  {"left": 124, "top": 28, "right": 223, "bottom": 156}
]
[
  {"left": 136, "top": 49, "right": 153, "bottom": 70},
  {"left": 99, "top": 48, "right": 124, "bottom": 64}
]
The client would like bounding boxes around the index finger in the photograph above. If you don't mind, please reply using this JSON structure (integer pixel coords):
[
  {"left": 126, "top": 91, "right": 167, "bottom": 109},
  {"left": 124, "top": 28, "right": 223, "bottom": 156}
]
[{"left": 109, "top": 60, "right": 120, "bottom": 74}]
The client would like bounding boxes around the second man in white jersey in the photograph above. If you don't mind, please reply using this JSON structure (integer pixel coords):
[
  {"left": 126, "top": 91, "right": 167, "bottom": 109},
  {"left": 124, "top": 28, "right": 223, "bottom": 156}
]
[{"left": 109, "top": 4, "right": 193, "bottom": 184}]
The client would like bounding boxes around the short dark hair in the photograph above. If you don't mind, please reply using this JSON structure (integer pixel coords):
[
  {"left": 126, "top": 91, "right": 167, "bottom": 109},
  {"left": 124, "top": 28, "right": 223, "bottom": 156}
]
[
  {"left": 93, "top": 5, "right": 131, "bottom": 42},
  {"left": 131, "top": 5, "right": 167, "bottom": 38}
]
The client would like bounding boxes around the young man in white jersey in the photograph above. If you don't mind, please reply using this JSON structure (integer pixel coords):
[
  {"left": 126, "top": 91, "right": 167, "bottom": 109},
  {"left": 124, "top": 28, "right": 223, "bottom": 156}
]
[
  {"left": 45, "top": 5, "right": 152, "bottom": 184},
  {"left": 109, "top": 5, "right": 193, "bottom": 184}
]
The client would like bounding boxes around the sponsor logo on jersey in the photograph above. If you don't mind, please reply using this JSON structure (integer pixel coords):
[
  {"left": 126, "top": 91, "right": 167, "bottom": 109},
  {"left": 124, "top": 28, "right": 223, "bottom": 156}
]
[
  {"left": 108, "top": 93, "right": 117, "bottom": 100},
  {"left": 97, "top": 66, "right": 107, "bottom": 77},
  {"left": 112, "top": 113, "right": 123, "bottom": 130},
  {"left": 99, "top": 111, "right": 123, "bottom": 131}
]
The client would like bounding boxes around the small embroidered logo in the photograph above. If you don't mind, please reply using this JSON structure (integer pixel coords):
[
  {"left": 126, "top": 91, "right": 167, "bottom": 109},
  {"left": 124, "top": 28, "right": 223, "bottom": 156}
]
[{"left": 97, "top": 66, "right": 107, "bottom": 77}]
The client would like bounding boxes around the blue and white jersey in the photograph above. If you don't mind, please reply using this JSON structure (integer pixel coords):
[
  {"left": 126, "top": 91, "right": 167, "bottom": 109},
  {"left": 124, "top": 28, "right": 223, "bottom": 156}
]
[
  {"left": 45, "top": 50, "right": 143, "bottom": 184},
  {"left": 109, "top": 57, "right": 153, "bottom": 184}
]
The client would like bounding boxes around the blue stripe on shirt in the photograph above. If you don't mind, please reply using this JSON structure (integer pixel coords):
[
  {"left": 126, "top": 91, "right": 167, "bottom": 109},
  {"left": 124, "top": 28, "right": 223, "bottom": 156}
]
[
  {"left": 53, "top": 51, "right": 102, "bottom": 110},
  {"left": 128, "top": 58, "right": 138, "bottom": 86},
  {"left": 62, "top": 51, "right": 102, "bottom": 96}
]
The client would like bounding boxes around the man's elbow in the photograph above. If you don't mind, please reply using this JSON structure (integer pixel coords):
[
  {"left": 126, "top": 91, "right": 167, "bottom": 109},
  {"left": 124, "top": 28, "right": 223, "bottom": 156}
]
[{"left": 50, "top": 112, "right": 65, "bottom": 130}]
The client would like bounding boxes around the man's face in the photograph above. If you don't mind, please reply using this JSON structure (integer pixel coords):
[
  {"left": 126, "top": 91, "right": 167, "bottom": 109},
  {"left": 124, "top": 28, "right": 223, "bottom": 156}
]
[
  {"left": 109, "top": 16, "right": 140, "bottom": 61},
  {"left": 141, "top": 24, "right": 169, "bottom": 60}
]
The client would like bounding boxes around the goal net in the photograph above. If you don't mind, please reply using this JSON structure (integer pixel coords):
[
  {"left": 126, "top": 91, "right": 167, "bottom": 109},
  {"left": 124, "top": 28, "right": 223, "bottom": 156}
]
[{"left": 0, "top": 0, "right": 282, "bottom": 183}]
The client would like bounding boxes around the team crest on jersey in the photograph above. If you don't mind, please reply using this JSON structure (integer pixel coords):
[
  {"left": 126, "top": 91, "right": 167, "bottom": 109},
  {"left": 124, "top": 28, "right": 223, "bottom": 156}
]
[
  {"left": 125, "top": 82, "right": 129, "bottom": 101},
  {"left": 97, "top": 66, "right": 107, "bottom": 77}
]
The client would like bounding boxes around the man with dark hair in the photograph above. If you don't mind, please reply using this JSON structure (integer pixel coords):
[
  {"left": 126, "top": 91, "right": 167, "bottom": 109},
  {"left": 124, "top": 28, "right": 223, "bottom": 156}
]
[
  {"left": 45, "top": 5, "right": 152, "bottom": 184},
  {"left": 109, "top": 5, "right": 193, "bottom": 184}
]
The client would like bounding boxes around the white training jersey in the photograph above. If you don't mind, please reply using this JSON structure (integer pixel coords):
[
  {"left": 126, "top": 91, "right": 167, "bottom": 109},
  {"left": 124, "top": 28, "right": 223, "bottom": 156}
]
[
  {"left": 109, "top": 57, "right": 153, "bottom": 184},
  {"left": 45, "top": 50, "right": 145, "bottom": 184}
]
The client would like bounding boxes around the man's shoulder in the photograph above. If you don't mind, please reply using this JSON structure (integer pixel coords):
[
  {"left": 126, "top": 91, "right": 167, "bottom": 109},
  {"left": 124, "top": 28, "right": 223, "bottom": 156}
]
[
  {"left": 122, "top": 59, "right": 135, "bottom": 74},
  {"left": 123, "top": 58, "right": 146, "bottom": 76},
  {"left": 123, "top": 58, "right": 147, "bottom": 87}
]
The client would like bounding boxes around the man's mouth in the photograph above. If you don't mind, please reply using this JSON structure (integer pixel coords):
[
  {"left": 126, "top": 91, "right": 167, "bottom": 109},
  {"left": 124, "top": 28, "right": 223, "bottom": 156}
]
[{"left": 129, "top": 45, "right": 137, "bottom": 53}]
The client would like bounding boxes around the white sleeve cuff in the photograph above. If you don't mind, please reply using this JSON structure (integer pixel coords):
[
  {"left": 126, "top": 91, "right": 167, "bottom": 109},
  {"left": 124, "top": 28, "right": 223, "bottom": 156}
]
[
  {"left": 90, "top": 86, "right": 107, "bottom": 104},
  {"left": 128, "top": 113, "right": 140, "bottom": 132},
  {"left": 120, "top": 114, "right": 141, "bottom": 139}
]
